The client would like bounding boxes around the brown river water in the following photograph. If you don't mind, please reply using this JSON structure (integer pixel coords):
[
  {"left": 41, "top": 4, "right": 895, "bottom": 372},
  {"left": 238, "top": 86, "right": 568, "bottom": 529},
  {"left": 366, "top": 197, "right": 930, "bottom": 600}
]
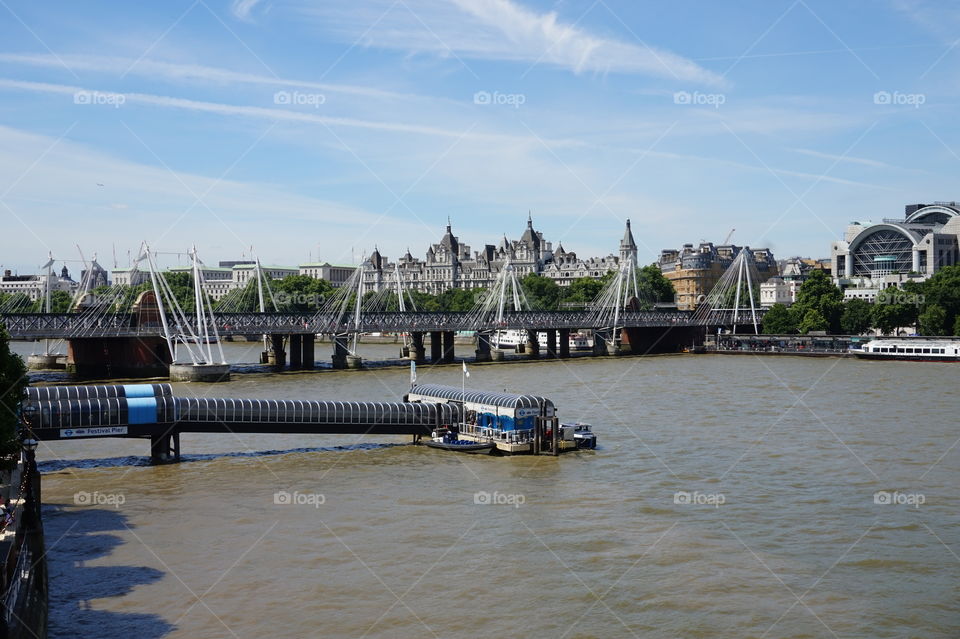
[{"left": 11, "top": 340, "right": 960, "bottom": 638}]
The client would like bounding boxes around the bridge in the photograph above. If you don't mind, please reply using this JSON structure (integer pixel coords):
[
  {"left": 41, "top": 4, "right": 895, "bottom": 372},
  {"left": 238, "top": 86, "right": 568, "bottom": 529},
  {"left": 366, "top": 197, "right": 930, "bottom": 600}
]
[
  {"left": 5, "top": 242, "right": 768, "bottom": 378},
  {"left": 0, "top": 309, "right": 758, "bottom": 339}
]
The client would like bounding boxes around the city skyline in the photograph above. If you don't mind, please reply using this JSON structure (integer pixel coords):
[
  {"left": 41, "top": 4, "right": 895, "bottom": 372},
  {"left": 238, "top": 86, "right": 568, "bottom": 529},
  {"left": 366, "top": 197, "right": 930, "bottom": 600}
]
[{"left": 2, "top": 1, "right": 960, "bottom": 274}]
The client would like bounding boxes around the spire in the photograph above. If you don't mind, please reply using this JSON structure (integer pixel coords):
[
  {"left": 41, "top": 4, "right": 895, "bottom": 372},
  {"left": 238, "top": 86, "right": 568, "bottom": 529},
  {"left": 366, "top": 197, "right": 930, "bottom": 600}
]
[
  {"left": 520, "top": 213, "right": 540, "bottom": 249},
  {"left": 620, "top": 218, "right": 638, "bottom": 264}
]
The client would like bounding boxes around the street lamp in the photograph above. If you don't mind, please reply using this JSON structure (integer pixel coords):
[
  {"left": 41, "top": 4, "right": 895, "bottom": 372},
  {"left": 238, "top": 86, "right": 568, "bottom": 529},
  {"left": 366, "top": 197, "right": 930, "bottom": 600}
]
[
  {"left": 21, "top": 403, "right": 37, "bottom": 426},
  {"left": 21, "top": 437, "right": 39, "bottom": 510}
]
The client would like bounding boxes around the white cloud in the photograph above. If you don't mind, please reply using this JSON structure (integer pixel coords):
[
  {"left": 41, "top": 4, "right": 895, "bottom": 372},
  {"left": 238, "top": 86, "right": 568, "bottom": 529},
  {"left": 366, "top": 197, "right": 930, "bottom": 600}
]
[
  {"left": 0, "top": 78, "right": 494, "bottom": 140},
  {"left": 296, "top": 0, "right": 725, "bottom": 85},
  {"left": 788, "top": 148, "right": 895, "bottom": 170},
  {"left": 0, "top": 53, "right": 420, "bottom": 102},
  {"left": 231, "top": 0, "right": 263, "bottom": 22}
]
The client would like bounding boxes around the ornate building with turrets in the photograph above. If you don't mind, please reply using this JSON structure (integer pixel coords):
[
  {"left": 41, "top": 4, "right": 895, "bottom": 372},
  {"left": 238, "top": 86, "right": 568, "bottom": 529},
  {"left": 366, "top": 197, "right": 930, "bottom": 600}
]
[{"left": 362, "top": 215, "right": 637, "bottom": 295}]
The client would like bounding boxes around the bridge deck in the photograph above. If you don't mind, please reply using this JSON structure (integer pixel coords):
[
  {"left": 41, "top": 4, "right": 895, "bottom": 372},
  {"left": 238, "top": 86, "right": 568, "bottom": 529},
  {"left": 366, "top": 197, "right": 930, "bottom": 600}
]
[{"left": 3, "top": 309, "right": 763, "bottom": 339}]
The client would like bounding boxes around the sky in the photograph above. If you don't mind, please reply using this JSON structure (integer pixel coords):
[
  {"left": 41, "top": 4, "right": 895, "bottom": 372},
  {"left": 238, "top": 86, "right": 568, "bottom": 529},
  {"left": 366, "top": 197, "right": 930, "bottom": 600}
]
[{"left": 1, "top": 0, "right": 959, "bottom": 275}]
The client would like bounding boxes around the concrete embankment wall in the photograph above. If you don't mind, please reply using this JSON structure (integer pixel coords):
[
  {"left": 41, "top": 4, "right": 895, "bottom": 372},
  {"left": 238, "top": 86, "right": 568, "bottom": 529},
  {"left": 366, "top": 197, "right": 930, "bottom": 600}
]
[{"left": 0, "top": 461, "right": 47, "bottom": 639}]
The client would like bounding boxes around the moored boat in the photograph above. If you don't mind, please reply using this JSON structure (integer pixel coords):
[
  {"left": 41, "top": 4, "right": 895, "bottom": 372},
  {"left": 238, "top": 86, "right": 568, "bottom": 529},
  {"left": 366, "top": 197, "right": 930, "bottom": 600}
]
[
  {"left": 851, "top": 338, "right": 960, "bottom": 362},
  {"left": 562, "top": 422, "right": 597, "bottom": 449},
  {"left": 424, "top": 427, "right": 496, "bottom": 453}
]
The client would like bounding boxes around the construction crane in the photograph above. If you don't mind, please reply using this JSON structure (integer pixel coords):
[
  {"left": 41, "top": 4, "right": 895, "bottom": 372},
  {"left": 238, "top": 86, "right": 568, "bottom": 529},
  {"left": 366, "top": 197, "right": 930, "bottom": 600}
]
[{"left": 723, "top": 228, "right": 735, "bottom": 245}]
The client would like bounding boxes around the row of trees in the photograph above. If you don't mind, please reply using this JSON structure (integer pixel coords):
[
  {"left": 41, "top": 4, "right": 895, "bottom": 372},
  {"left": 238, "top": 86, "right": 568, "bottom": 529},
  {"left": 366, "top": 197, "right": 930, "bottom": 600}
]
[
  {"left": 1, "top": 265, "right": 677, "bottom": 315},
  {"left": 761, "top": 266, "right": 960, "bottom": 336}
]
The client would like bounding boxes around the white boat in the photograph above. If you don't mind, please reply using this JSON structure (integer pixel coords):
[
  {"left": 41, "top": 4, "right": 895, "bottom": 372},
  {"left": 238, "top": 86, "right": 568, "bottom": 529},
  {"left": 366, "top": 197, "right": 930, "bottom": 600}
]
[
  {"left": 561, "top": 422, "right": 597, "bottom": 449},
  {"left": 492, "top": 330, "right": 593, "bottom": 351},
  {"left": 851, "top": 338, "right": 960, "bottom": 362}
]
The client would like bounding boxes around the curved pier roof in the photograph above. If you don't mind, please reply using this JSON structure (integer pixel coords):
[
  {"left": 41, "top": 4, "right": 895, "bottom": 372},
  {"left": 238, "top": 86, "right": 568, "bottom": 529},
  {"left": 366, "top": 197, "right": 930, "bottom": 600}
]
[{"left": 409, "top": 384, "right": 553, "bottom": 411}]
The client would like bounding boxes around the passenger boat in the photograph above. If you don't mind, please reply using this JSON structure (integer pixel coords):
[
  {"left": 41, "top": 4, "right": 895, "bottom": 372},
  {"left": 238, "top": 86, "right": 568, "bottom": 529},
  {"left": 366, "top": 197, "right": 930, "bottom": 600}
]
[
  {"left": 424, "top": 427, "right": 496, "bottom": 454},
  {"left": 491, "top": 330, "right": 593, "bottom": 351},
  {"left": 851, "top": 338, "right": 960, "bottom": 362}
]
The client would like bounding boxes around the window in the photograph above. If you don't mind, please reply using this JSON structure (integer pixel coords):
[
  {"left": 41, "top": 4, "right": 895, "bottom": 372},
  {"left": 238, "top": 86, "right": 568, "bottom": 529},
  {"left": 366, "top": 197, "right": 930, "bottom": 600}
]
[{"left": 923, "top": 348, "right": 930, "bottom": 354}]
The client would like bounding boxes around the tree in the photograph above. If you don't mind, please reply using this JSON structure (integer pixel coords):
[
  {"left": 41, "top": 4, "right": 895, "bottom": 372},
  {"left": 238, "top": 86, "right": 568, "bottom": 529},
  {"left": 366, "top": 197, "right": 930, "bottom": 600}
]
[
  {"left": 48, "top": 290, "right": 74, "bottom": 313},
  {"left": 436, "top": 287, "right": 481, "bottom": 311},
  {"left": 840, "top": 298, "right": 873, "bottom": 335},
  {"left": 161, "top": 272, "right": 196, "bottom": 313},
  {"left": 761, "top": 303, "right": 797, "bottom": 334},
  {"left": 636, "top": 264, "right": 675, "bottom": 306},
  {"left": 273, "top": 275, "right": 333, "bottom": 312},
  {"left": 918, "top": 303, "right": 947, "bottom": 336},
  {"left": 0, "top": 327, "right": 26, "bottom": 465},
  {"left": 561, "top": 277, "right": 604, "bottom": 308},
  {"left": 873, "top": 287, "right": 919, "bottom": 335},
  {"left": 521, "top": 274, "right": 561, "bottom": 310},
  {"left": 922, "top": 265, "right": 960, "bottom": 333},
  {"left": 791, "top": 270, "right": 844, "bottom": 333},
  {"left": 797, "top": 308, "right": 828, "bottom": 334}
]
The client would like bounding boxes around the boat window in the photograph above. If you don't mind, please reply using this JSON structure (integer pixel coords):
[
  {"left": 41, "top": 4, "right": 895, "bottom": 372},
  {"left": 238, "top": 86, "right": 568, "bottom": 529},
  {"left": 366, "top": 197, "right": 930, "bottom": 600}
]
[
  {"left": 923, "top": 348, "right": 930, "bottom": 354},
  {"left": 906, "top": 348, "right": 914, "bottom": 353}
]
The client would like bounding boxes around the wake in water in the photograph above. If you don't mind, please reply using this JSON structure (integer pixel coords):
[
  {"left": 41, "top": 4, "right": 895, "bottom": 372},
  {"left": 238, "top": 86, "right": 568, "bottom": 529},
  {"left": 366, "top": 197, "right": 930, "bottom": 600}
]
[{"left": 38, "top": 441, "right": 409, "bottom": 472}]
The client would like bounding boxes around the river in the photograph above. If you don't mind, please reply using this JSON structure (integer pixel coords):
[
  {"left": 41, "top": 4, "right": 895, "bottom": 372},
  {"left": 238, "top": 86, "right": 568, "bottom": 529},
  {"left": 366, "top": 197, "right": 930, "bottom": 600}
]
[{"left": 11, "top": 341, "right": 960, "bottom": 638}]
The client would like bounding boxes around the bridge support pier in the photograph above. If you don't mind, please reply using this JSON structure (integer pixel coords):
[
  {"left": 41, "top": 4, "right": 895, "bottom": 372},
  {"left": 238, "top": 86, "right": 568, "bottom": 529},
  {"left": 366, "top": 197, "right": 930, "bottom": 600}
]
[
  {"left": 150, "top": 432, "right": 180, "bottom": 464},
  {"left": 559, "top": 329, "right": 570, "bottom": 358},
  {"left": 301, "top": 334, "right": 315, "bottom": 369},
  {"left": 67, "top": 337, "right": 171, "bottom": 378},
  {"left": 442, "top": 331, "right": 455, "bottom": 364},
  {"left": 546, "top": 329, "right": 558, "bottom": 359},
  {"left": 268, "top": 334, "right": 286, "bottom": 367},
  {"left": 594, "top": 330, "right": 617, "bottom": 356},
  {"left": 475, "top": 331, "right": 492, "bottom": 362},
  {"left": 289, "top": 334, "right": 303, "bottom": 369},
  {"left": 526, "top": 329, "right": 541, "bottom": 359},
  {"left": 332, "top": 334, "right": 349, "bottom": 369},
  {"left": 408, "top": 332, "right": 425, "bottom": 363},
  {"left": 430, "top": 331, "right": 443, "bottom": 363}
]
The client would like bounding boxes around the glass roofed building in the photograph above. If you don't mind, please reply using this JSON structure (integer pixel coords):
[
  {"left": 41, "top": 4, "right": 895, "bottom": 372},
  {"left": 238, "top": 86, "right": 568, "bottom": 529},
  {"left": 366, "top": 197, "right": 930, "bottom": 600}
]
[{"left": 831, "top": 202, "right": 960, "bottom": 299}]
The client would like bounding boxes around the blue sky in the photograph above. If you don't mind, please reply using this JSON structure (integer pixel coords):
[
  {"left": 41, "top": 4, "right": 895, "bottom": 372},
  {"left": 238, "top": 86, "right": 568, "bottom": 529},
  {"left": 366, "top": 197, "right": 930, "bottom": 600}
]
[{"left": 1, "top": 0, "right": 958, "bottom": 274}]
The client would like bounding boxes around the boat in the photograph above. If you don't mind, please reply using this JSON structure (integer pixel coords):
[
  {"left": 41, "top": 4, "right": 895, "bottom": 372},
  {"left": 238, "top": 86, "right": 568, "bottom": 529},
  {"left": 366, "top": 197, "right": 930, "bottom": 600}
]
[
  {"left": 424, "top": 427, "right": 496, "bottom": 453},
  {"left": 851, "top": 338, "right": 960, "bottom": 362},
  {"left": 562, "top": 422, "right": 597, "bottom": 449},
  {"left": 569, "top": 331, "right": 593, "bottom": 351},
  {"left": 491, "top": 329, "right": 593, "bottom": 351}
]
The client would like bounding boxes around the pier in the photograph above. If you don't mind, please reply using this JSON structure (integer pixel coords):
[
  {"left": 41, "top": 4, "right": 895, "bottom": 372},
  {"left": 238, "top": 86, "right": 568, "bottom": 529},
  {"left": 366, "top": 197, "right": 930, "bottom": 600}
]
[{"left": 21, "top": 382, "right": 572, "bottom": 462}]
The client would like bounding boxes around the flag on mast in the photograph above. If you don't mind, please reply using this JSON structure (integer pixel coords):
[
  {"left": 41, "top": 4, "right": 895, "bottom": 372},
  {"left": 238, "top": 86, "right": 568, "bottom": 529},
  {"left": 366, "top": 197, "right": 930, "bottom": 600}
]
[{"left": 462, "top": 361, "right": 470, "bottom": 377}]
